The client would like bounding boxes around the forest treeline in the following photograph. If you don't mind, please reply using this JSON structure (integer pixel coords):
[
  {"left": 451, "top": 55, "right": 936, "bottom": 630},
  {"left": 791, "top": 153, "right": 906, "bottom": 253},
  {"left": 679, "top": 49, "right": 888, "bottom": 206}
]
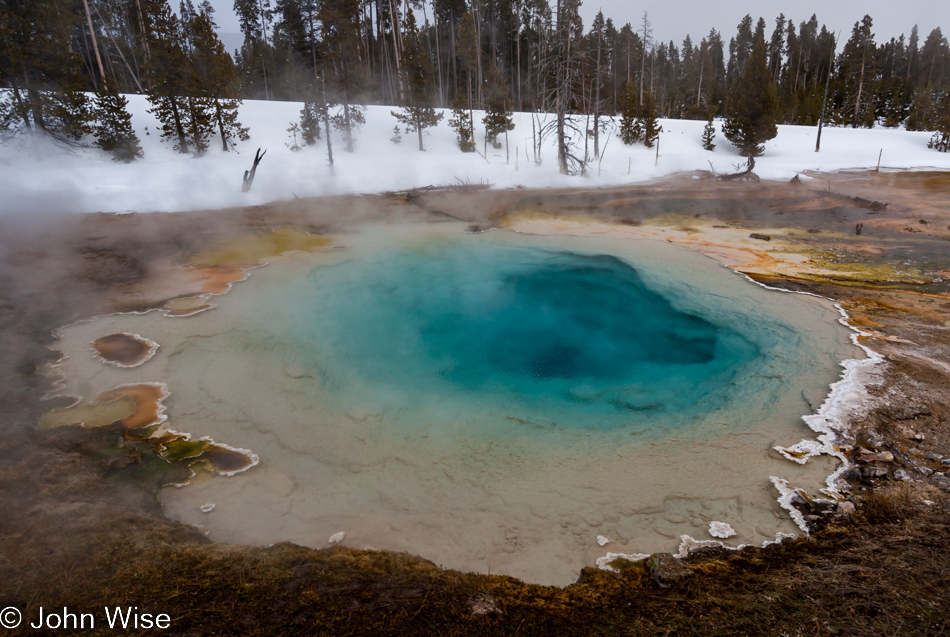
[{"left": 2, "top": 0, "right": 950, "bottom": 167}]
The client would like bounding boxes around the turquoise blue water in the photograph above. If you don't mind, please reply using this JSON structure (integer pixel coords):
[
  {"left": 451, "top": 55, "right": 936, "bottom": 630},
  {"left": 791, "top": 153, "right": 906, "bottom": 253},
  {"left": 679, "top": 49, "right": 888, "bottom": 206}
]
[{"left": 270, "top": 236, "right": 764, "bottom": 432}]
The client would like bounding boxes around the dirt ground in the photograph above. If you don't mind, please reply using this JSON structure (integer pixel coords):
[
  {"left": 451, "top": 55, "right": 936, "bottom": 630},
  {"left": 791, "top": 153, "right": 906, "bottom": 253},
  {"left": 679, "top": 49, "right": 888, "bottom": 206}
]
[{"left": 1, "top": 171, "right": 949, "bottom": 636}]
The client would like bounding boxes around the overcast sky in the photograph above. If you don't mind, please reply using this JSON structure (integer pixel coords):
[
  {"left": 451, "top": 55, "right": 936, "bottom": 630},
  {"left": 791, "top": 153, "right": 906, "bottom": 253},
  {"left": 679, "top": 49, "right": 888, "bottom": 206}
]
[{"left": 204, "top": 0, "right": 949, "bottom": 49}]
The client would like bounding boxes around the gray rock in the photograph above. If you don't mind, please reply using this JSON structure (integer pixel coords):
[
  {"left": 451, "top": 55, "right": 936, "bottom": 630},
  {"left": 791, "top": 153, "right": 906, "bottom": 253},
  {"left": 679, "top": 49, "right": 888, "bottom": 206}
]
[
  {"left": 893, "top": 469, "right": 911, "bottom": 482},
  {"left": 925, "top": 452, "right": 944, "bottom": 461},
  {"left": 930, "top": 475, "right": 950, "bottom": 488},
  {"left": 861, "top": 466, "right": 889, "bottom": 479},
  {"left": 836, "top": 501, "right": 856, "bottom": 514},
  {"left": 468, "top": 593, "right": 502, "bottom": 616},
  {"left": 915, "top": 466, "right": 935, "bottom": 477},
  {"left": 941, "top": 459, "right": 950, "bottom": 466}
]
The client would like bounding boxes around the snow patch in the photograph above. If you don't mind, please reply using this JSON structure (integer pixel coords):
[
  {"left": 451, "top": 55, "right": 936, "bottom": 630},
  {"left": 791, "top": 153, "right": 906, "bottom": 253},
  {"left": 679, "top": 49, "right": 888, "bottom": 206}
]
[{"left": 3, "top": 95, "right": 949, "bottom": 216}]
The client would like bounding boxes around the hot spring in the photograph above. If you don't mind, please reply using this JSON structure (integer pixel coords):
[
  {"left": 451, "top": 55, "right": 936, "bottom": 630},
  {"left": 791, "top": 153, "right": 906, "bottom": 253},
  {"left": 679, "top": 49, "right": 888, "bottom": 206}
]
[{"left": 48, "top": 223, "right": 863, "bottom": 585}]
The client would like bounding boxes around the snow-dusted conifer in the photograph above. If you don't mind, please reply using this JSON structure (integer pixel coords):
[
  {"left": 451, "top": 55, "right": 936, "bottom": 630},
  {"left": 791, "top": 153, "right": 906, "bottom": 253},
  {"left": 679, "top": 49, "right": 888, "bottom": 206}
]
[
  {"left": 619, "top": 82, "right": 643, "bottom": 145},
  {"left": 144, "top": 0, "right": 193, "bottom": 153},
  {"left": 723, "top": 35, "right": 778, "bottom": 156},
  {"left": 93, "top": 82, "right": 143, "bottom": 162},
  {"left": 448, "top": 89, "right": 474, "bottom": 152},
  {"left": 190, "top": 8, "right": 248, "bottom": 151},
  {"left": 640, "top": 91, "right": 662, "bottom": 148},
  {"left": 391, "top": 8, "right": 443, "bottom": 151},
  {"left": 299, "top": 102, "right": 322, "bottom": 145},
  {"left": 701, "top": 113, "right": 717, "bottom": 151},
  {"left": 928, "top": 93, "right": 950, "bottom": 151},
  {"left": 482, "top": 63, "right": 514, "bottom": 148}
]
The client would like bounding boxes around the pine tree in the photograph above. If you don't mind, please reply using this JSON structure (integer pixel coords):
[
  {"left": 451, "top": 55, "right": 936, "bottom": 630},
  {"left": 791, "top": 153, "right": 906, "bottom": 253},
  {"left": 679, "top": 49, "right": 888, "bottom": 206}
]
[
  {"left": 906, "top": 87, "right": 936, "bottom": 131},
  {"left": 619, "top": 81, "right": 643, "bottom": 144},
  {"left": 0, "top": 0, "right": 94, "bottom": 141},
  {"left": 840, "top": 16, "right": 876, "bottom": 128},
  {"left": 182, "top": 96, "right": 215, "bottom": 155},
  {"left": 928, "top": 92, "right": 950, "bottom": 151},
  {"left": 640, "top": 91, "right": 662, "bottom": 148},
  {"left": 320, "top": 0, "right": 365, "bottom": 152},
  {"left": 702, "top": 113, "right": 717, "bottom": 151},
  {"left": 455, "top": 11, "right": 479, "bottom": 148},
  {"left": 190, "top": 9, "right": 249, "bottom": 151},
  {"left": 391, "top": 8, "right": 443, "bottom": 151},
  {"left": 144, "top": 0, "right": 194, "bottom": 153},
  {"left": 299, "top": 101, "right": 322, "bottom": 144},
  {"left": 482, "top": 63, "right": 514, "bottom": 148},
  {"left": 723, "top": 35, "right": 778, "bottom": 156},
  {"left": 448, "top": 89, "right": 475, "bottom": 152},
  {"left": 93, "top": 82, "right": 143, "bottom": 162}
]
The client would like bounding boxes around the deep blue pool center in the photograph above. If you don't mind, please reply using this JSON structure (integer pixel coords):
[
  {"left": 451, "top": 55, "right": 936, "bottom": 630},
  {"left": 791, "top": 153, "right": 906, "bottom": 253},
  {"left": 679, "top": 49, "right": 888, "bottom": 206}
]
[{"left": 277, "top": 239, "right": 763, "bottom": 431}]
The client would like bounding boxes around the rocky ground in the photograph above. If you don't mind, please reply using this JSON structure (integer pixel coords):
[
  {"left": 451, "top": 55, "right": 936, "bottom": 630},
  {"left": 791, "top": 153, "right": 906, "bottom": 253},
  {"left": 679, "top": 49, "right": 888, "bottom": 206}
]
[{"left": 1, "top": 171, "right": 949, "bottom": 635}]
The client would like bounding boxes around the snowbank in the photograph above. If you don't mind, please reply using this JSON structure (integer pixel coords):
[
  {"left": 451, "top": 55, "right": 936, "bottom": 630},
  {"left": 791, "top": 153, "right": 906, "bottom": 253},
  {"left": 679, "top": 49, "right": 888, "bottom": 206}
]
[{"left": 2, "top": 94, "right": 949, "bottom": 215}]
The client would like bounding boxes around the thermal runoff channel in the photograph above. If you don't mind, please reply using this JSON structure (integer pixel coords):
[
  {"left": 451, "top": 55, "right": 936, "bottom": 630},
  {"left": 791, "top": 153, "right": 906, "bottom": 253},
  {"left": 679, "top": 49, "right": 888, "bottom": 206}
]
[{"left": 50, "top": 225, "right": 861, "bottom": 585}]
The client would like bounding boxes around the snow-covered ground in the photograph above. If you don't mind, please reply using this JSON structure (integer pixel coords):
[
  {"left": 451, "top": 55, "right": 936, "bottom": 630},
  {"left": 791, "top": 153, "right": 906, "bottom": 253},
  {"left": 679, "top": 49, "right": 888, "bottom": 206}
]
[{"left": 2, "top": 94, "right": 949, "bottom": 215}]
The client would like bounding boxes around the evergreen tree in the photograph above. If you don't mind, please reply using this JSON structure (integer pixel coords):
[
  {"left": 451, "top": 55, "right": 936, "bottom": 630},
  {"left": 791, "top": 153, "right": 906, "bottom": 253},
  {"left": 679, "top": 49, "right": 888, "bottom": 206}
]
[
  {"left": 299, "top": 101, "right": 322, "bottom": 144},
  {"left": 702, "top": 113, "right": 717, "bottom": 150},
  {"left": 190, "top": 9, "right": 249, "bottom": 151},
  {"left": 906, "top": 87, "right": 937, "bottom": 130},
  {"left": 0, "top": 0, "right": 94, "bottom": 141},
  {"left": 723, "top": 35, "right": 778, "bottom": 156},
  {"left": 840, "top": 16, "right": 876, "bottom": 128},
  {"left": 928, "top": 92, "right": 950, "bottom": 151},
  {"left": 93, "top": 82, "right": 143, "bottom": 162},
  {"left": 320, "top": 0, "right": 366, "bottom": 152},
  {"left": 448, "top": 89, "right": 475, "bottom": 152},
  {"left": 482, "top": 63, "right": 514, "bottom": 148},
  {"left": 391, "top": 8, "right": 443, "bottom": 151},
  {"left": 144, "top": 0, "right": 194, "bottom": 153},
  {"left": 455, "top": 11, "right": 479, "bottom": 148},
  {"left": 619, "top": 81, "right": 643, "bottom": 144},
  {"left": 640, "top": 91, "right": 662, "bottom": 147}
]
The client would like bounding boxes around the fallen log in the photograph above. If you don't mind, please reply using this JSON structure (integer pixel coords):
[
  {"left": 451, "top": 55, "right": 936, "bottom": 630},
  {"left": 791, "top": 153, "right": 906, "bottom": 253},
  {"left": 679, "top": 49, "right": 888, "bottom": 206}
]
[{"left": 717, "top": 157, "right": 760, "bottom": 182}]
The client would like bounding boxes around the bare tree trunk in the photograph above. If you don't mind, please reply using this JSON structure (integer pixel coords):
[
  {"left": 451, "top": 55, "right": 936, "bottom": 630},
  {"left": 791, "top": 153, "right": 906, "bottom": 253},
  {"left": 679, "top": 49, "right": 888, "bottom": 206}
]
[
  {"left": 816, "top": 38, "right": 835, "bottom": 151},
  {"left": 10, "top": 83, "right": 32, "bottom": 131},
  {"left": 322, "top": 77, "right": 335, "bottom": 173},
  {"left": 556, "top": 0, "right": 570, "bottom": 175},
  {"left": 852, "top": 45, "right": 866, "bottom": 128},
  {"left": 474, "top": 0, "right": 483, "bottom": 106},
  {"left": 135, "top": 0, "right": 150, "bottom": 69},
  {"left": 242, "top": 148, "right": 266, "bottom": 191},
  {"left": 216, "top": 102, "right": 229, "bottom": 151},
  {"left": 434, "top": 8, "right": 444, "bottom": 106},
  {"left": 343, "top": 88, "right": 354, "bottom": 152},
  {"left": 258, "top": 0, "right": 271, "bottom": 100},
  {"left": 81, "top": 0, "right": 106, "bottom": 88},
  {"left": 516, "top": 15, "right": 522, "bottom": 111},
  {"left": 387, "top": 0, "right": 404, "bottom": 101},
  {"left": 93, "top": 1, "right": 145, "bottom": 93},
  {"left": 593, "top": 33, "right": 601, "bottom": 158},
  {"left": 696, "top": 56, "right": 704, "bottom": 108},
  {"left": 170, "top": 98, "right": 188, "bottom": 154}
]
